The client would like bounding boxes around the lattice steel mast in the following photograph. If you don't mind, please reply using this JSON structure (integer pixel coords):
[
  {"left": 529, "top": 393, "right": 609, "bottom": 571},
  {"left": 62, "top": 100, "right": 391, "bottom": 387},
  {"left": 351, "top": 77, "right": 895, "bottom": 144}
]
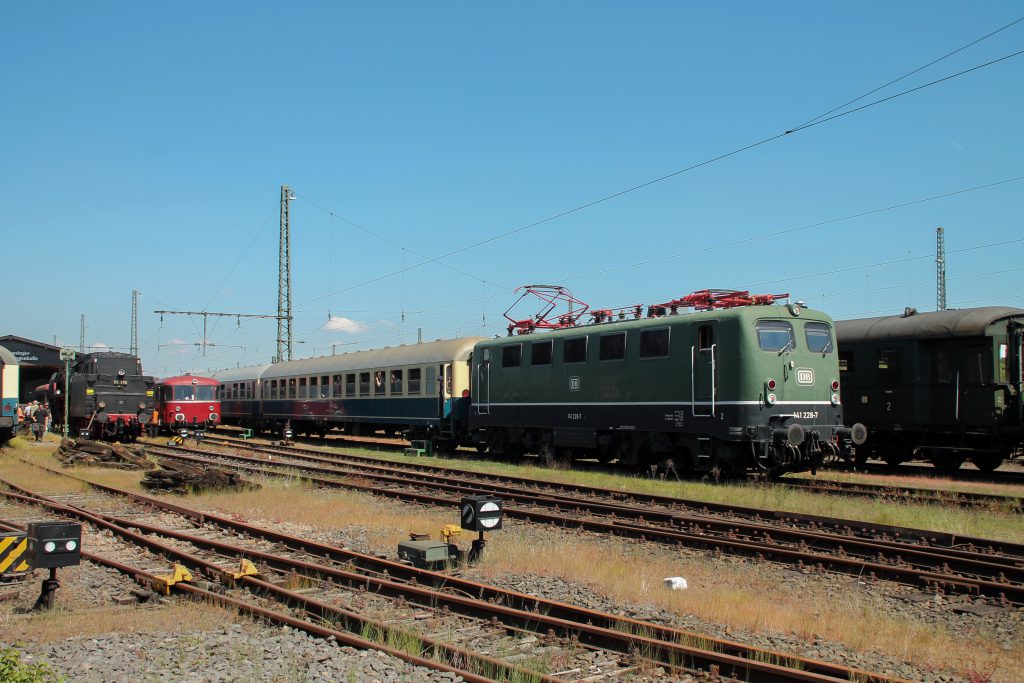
[
  {"left": 130, "top": 289, "right": 139, "bottom": 356},
  {"left": 277, "top": 185, "right": 295, "bottom": 362},
  {"left": 936, "top": 227, "right": 947, "bottom": 311},
  {"left": 79, "top": 314, "right": 85, "bottom": 353}
]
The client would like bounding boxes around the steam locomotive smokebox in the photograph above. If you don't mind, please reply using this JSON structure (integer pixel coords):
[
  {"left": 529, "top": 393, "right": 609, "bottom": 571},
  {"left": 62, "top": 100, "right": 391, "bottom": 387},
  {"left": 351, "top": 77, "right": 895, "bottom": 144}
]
[{"left": 397, "top": 540, "right": 458, "bottom": 569}]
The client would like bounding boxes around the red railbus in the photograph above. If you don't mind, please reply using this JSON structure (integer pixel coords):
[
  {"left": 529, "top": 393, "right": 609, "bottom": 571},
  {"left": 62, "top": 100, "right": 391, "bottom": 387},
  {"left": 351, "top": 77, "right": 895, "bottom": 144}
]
[{"left": 154, "top": 375, "right": 220, "bottom": 434}]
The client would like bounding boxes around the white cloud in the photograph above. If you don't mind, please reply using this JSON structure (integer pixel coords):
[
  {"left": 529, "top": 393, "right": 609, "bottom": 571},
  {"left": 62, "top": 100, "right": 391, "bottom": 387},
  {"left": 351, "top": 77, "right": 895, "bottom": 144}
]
[
  {"left": 166, "top": 339, "right": 191, "bottom": 356},
  {"left": 321, "top": 316, "right": 369, "bottom": 334},
  {"left": 91, "top": 342, "right": 111, "bottom": 350}
]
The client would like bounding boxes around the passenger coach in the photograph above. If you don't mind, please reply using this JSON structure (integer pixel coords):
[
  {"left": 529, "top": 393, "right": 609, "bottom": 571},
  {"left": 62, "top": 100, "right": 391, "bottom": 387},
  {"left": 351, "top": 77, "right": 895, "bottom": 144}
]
[
  {"left": 837, "top": 306, "right": 1023, "bottom": 471},
  {"left": 209, "top": 364, "right": 269, "bottom": 431},
  {"left": 259, "top": 338, "right": 485, "bottom": 443},
  {"left": 0, "top": 345, "right": 19, "bottom": 446}
]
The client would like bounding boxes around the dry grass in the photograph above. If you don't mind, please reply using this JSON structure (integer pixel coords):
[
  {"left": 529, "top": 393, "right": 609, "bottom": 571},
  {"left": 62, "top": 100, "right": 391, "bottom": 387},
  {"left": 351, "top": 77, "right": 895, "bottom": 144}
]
[
  {"left": 1, "top": 600, "right": 237, "bottom": 643},
  {"left": 479, "top": 527, "right": 1023, "bottom": 681}
]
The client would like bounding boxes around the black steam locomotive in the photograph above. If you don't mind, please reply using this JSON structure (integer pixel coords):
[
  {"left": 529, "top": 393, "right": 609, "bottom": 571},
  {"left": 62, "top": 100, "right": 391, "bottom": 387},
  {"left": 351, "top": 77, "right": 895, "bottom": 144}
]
[
  {"left": 49, "top": 352, "right": 156, "bottom": 442},
  {"left": 836, "top": 306, "right": 1023, "bottom": 471}
]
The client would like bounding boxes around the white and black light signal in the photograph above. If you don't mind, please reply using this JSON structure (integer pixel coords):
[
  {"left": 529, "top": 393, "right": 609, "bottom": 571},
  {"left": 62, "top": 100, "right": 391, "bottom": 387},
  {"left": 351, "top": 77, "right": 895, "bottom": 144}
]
[
  {"left": 460, "top": 495, "right": 503, "bottom": 532},
  {"left": 26, "top": 521, "right": 83, "bottom": 611},
  {"left": 27, "top": 522, "right": 82, "bottom": 569}
]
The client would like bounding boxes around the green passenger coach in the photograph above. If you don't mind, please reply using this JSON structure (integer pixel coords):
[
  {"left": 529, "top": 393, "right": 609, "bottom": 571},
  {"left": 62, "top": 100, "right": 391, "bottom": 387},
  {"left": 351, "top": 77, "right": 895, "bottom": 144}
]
[{"left": 470, "top": 301, "right": 864, "bottom": 476}]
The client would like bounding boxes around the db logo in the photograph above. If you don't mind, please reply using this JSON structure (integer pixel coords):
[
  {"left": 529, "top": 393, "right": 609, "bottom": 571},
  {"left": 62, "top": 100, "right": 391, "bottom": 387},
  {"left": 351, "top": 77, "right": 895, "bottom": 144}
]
[
  {"left": 796, "top": 368, "right": 814, "bottom": 385},
  {"left": 569, "top": 376, "right": 581, "bottom": 391}
]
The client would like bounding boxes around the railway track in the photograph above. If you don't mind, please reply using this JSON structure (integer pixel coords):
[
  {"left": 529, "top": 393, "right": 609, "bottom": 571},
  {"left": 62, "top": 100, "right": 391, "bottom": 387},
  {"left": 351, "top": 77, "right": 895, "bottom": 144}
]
[
  {"left": 0, "top": 470, "right": 900, "bottom": 683},
  {"left": 775, "top": 477, "right": 1022, "bottom": 510},
  {"left": 146, "top": 437, "right": 1024, "bottom": 605},
  {"left": 212, "top": 428, "right": 1024, "bottom": 506}
]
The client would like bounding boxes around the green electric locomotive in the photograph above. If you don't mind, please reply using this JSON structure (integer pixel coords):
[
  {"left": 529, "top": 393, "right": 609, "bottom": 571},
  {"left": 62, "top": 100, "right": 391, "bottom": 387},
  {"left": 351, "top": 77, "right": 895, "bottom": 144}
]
[
  {"left": 471, "top": 294, "right": 864, "bottom": 476},
  {"left": 836, "top": 306, "right": 1024, "bottom": 471}
]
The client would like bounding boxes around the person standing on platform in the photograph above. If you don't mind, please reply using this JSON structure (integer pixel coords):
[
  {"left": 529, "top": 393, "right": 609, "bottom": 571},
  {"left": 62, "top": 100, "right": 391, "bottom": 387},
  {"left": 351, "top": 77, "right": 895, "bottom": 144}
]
[{"left": 32, "top": 403, "right": 49, "bottom": 442}]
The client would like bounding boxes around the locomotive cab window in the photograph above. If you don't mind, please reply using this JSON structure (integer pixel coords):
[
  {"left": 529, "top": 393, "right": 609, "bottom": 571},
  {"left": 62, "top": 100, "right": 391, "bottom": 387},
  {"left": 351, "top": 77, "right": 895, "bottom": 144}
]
[
  {"left": 502, "top": 344, "right": 522, "bottom": 368},
  {"left": 639, "top": 328, "right": 670, "bottom": 359},
  {"left": 563, "top": 337, "right": 587, "bottom": 363},
  {"left": 804, "top": 322, "right": 833, "bottom": 353},
  {"left": 531, "top": 340, "right": 553, "bottom": 366},
  {"left": 408, "top": 368, "right": 422, "bottom": 394},
  {"left": 390, "top": 369, "right": 403, "bottom": 394},
  {"left": 755, "top": 320, "right": 794, "bottom": 352},
  {"left": 698, "top": 325, "right": 713, "bottom": 351},
  {"left": 599, "top": 332, "right": 626, "bottom": 361}
]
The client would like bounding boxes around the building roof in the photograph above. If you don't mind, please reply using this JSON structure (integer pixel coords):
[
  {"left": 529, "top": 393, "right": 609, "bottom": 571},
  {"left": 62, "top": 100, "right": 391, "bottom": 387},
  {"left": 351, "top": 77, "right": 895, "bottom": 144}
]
[
  {"left": 0, "top": 335, "right": 61, "bottom": 352},
  {"left": 835, "top": 306, "right": 1024, "bottom": 343}
]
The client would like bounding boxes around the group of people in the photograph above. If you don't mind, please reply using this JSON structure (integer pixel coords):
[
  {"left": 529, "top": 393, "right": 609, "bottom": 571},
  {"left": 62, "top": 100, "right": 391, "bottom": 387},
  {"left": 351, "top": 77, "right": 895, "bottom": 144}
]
[{"left": 19, "top": 400, "right": 51, "bottom": 442}]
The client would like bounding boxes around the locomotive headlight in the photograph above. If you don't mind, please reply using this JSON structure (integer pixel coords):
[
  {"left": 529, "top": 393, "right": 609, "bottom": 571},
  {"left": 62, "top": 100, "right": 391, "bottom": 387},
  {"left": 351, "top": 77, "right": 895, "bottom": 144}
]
[
  {"left": 65, "top": 540, "right": 77, "bottom": 551},
  {"left": 766, "top": 393, "right": 777, "bottom": 406},
  {"left": 44, "top": 541, "right": 56, "bottom": 553},
  {"left": 208, "top": 405, "right": 214, "bottom": 411},
  {"left": 831, "top": 380, "right": 840, "bottom": 392},
  {"left": 210, "top": 413, "right": 219, "bottom": 421},
  {"left": 175, "top": 406, "right": 181, "bottom": 411},
  {"left": 831, "top": 393, "right": 841, "bottom": 405},
  {"left": 139, "top": 402, "right": 146, "bottom": 409},
  {"left": 766, "top": 378, "right": 777, "bottom": 391},
  {"left": 98, "top": 401, "right": 106, "bottom": 409}
]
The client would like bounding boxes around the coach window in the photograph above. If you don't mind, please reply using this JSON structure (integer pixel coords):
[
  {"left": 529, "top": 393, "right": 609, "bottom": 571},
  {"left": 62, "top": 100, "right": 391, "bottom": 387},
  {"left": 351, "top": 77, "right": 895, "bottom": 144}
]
[
  {"left": 754, "top": 320, "right": 793, "bottom": 352},
  {"left": 426, "top": 366, "right": 437, "bottom": 395},
  {"left": 502, "top": 344, "right": 522, "bottom": 368},
  {"left": 933, "top": 349, "right": 953, "bottom": 383},
  {"left": 373, "top": 370, "right": 386, "bottom": 396},
  {"left": 804, "top": 322, "right": 833, "bottom": 353},
  {"left": 390, "top": 369, "right": 403, "bottom": 394},
  {"left": 310, "top": 376, "right": 319, "bottom": 399},
  {"left": 246, "top": 382, "right": 253, "bottom": 400},
  {"left": 599, "top": 332, "right": 626, "bottom": 361},
  {"left": 877, "top": 349, "right": 901, "bottom": 381},
  {"left": 531, "top": 340, "right": 553, "bottom": 366},
  {"left": 320, "top": 375, "right": 330, "bottom": 398},
  {"left": 563, "top": 337, "right": 587, "bottom": 363},
  {"left": 838, "top": 351, "right": 853, "bottom": 374},
  {"left": 345, "top": 373, "right": 356, "bottom": 398},
  {"left": 233, "top": 383, "right": 240, "bottom": 400},
  {"left": 287, "top": 378, "right": 296, "bottom": 399},
  {"left": 358, "top": 372, "right": 370, "bottom": 397},
  {"left": 299, "top": 377, "right": 308, "bottom": 399},
  {"left": 967, "top": 346, "right": 990, "bottom": 385},
  {"left": 267, "top": 380, "right": 275, "bottom": 399},
  {"left": 998, "top": 344, "right": 1009, "bottom": 383},
  {"left": 408, "top": 368, "right": 422, "bottom": 394},
  {"left": 332, "top": 375, "right": 342, "bottom": 397},
  {"left": 639, "top": 328, "right": 670, "bottom": 359}
]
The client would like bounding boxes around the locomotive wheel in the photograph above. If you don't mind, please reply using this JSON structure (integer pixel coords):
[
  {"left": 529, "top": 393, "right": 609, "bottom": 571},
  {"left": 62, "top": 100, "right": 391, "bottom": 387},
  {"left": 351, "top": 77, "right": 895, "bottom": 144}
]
[
  {"left": 972, "top": 454, "right": 1004, "bottom": 473},
  {"left": 475, "top": 442, "right": 488, "bottom": 454}
]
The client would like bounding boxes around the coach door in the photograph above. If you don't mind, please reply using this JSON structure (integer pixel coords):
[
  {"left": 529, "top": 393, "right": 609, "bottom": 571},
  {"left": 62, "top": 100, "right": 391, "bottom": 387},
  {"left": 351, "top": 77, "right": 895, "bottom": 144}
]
[
  {"left": 692, "top": 325, "right": 716, "bottom": 417},
  {"left": 476, "top": 350, "right": 490, "bottom": 415}
]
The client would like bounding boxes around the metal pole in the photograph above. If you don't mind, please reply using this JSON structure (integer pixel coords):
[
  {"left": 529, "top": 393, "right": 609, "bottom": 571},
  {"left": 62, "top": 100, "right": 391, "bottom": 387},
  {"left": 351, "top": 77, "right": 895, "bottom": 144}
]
[{"left": 59, "top": 347, "right": 74, "bottom": 440}]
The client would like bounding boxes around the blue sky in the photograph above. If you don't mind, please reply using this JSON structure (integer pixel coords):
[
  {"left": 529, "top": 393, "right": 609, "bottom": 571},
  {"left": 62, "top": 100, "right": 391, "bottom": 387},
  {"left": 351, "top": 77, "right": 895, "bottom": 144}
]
[{"left": 2, "top": 2, "right": 1022, "bottom": 376}]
